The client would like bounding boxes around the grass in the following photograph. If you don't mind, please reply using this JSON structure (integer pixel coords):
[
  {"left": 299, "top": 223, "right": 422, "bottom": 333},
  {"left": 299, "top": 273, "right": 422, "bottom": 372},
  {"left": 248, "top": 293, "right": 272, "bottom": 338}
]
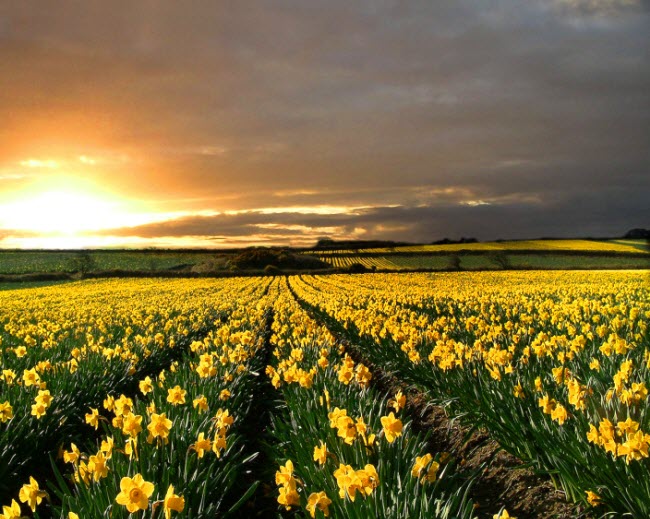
[
  {"left": 0, "top": 251, "right": 220, "bottom": 275},
  {"left": 0, "top": 238, "right": 648, "bottom": 279}
]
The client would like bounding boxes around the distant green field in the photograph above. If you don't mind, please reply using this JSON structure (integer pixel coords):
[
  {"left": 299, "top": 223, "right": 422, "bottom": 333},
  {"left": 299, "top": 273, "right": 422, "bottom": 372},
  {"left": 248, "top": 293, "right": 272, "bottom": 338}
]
[
  {"left": 0, "top": 239, "right": 648, "bottom": 277},
  {"left": 0, "top": 251, "right": 222, "bottom": 274},
  {"left": 609, "top": 239, "right": 650, "bottom": 252}
]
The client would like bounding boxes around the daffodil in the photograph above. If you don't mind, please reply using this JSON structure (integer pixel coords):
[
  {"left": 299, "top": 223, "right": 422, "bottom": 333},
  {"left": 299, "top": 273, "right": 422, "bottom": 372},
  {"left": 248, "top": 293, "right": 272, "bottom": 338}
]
[
  {"left": 193, "top": 395, "right": 209, "bottom": 413},
  {"left": 380, "top": 412, "right": 403, "bottom": 443},
  {"left": 122, "top": 413, "right": 143, "bottom": 437},
  {"left": 85, "top": 407, "right": 100, "bottom": 429},
  {"left": 0, "top": 499, "right": 21, "bottom": 519},
  {"left": 585, "top": 490, "right": 601, "bottom": 506},
  {"left": 313, "top": 441, "right": 327, "bottom": 465},
  {"left": 19, "top": 476, "right": 47, "bottom": 512},
  {"left": 389, "top": 390, "right": 406, "bottom": 412},
  {"left": 167, "top": 385, "right": 187, "bottom": 405},
  {"left": 147, "top": 413, "right": 172, "bottom": 444},
  {"left": 163, "top": 485, "right": 185, "bottom": 519},
  {"left": 139, "top": 376, "right": 154, "bottom": 395},
  {"left": 0, "top": 401, "right": 13, "bottom": 423},
  {"left": 192, "top": 432, "right": 212, "bottom": 458},
  {"left": 88, "top": 451, "right": 109, "bottom": 481},
  {"left": 306, "top": 491, "right": 331, "bottom": 518},
  {"left": 115, "top": 474, "right": 155, "bottom": 513}
]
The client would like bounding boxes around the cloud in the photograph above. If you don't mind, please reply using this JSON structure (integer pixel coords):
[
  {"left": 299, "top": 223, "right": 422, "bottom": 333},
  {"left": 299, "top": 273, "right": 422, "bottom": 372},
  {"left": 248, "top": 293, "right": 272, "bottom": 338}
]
[
  {"left": 84, "top": 182, "right": 650, "bottom": 245},
  {"left": 0, "top": 1, "right": 647, "bottom": 244},
  {"left": 552, "top": 0, "right": 643, "bottom": 16}
]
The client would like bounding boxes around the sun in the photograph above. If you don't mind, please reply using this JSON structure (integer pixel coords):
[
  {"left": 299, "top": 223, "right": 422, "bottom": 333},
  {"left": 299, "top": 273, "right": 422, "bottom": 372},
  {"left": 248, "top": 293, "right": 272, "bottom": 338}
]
[
  {"left": 0, "top": 172, "right": 168, "bottom": 249},
  {"left": 0, "top": 188, "right": 141, "bottom": 236}
]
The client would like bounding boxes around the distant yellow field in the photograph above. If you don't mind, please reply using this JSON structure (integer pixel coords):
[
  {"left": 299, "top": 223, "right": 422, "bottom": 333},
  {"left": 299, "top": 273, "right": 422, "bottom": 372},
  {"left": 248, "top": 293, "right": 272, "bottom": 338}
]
[{"left": 328, "top": 239, "right": 649, "bottom": 254}]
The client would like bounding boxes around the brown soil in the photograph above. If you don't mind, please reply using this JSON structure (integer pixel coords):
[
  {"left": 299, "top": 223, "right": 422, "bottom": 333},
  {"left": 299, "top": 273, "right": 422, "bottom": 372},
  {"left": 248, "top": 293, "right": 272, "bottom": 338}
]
[
  {"left": 354, "top": 348, "right": 592, "bottom": 518},
  {"left": 409, "top": 392, "right": 588, "bottom": 519},
  {"left": 297, "top": 299, "right": 593, "bottom": 519}
]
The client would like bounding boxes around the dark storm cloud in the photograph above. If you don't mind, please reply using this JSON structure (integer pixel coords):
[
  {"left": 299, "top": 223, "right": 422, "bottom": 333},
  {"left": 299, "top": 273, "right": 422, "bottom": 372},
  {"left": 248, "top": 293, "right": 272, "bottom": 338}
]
[
  {"left": 0, "top": 0, "right": 648, "bottom": 241},
  {"left": 101, "top": 180, "right": 650, "bottom": 244}
]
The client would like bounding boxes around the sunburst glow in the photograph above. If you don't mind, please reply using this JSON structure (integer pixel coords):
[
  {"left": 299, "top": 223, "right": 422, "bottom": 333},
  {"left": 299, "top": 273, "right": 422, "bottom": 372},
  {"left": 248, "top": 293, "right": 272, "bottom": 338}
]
[
  {"left": 0, "top": 177, "right": 185, "bottom": 248},
  {"left": 0, "top": 190, "right": 136, "bottom": 234}
]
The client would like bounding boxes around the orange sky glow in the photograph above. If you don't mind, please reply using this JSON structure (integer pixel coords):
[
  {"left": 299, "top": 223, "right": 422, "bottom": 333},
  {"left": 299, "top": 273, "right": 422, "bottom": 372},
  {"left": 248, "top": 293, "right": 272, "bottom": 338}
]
[{"left": 0, "top": 2, "right": 647, "bottom": 248}]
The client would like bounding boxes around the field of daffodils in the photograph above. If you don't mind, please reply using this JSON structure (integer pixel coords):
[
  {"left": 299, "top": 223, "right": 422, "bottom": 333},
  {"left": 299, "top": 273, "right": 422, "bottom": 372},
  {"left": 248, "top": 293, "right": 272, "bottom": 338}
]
[{"left": 0, "top": 270, "right": 647, "bottom": 518}]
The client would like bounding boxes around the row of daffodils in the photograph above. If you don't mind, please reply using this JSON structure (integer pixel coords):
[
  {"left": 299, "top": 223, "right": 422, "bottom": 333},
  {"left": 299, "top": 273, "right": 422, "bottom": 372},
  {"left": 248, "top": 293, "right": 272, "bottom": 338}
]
[
  {"left": 0, "top": 277, "right": 272, "bottom": 518},
  {"left": 0, "top": 278, "right": 238, "bottom": 500},
  {"left": 290, "top": 270, "right": 650, "bottom": 517},
  {"left": 266, "top": 278, "right": 477, "bottom": 518}
]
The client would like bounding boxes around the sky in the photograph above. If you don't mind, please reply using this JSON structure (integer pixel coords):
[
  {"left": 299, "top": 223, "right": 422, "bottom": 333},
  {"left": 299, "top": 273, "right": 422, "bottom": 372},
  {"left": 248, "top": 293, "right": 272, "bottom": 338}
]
[{"left": 0, "top": 0, "right": 648, "bottom": 248}]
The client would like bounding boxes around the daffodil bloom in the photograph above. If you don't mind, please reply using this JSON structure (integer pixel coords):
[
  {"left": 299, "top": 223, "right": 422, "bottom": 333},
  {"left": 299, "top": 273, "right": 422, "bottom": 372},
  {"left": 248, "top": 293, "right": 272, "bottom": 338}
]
[
  {"left": 212, "top": 433, "right": 227, "bottom": 457},
  {"left": 538, "top": 394, "right": 555, "bottom": 415},
  {"left": 513, "top": 384, "right": 525, "bottom": 399},
  {"left": 585, "top": 490, "right": 601, "bottom": 506},
  {"left": 219, "top": 389, "right": 231, "bottom": 401},
  {"left": 63, "top": 443, "right": 80, "bottom": 465},
  {"left": 167, "top": 385, "right": 187, "bottom": 405},
  {"left": 100, "top": 436, "right": 114, "bottom": 458},
  {"left": 0, "top": 401, "right": 13, "bottom": 423},
  {"left": 88, "top": 451, "right": 109, "bottom": 481},
  {"left": 125, "top": 437, "right": 138, "bottom": 460},
  {"left": 275, "top": 460, "right": 295, "bottom": 486},
  {"left": 277, "top": 479, "right": 300, "bottom": 510},
  {"left": 617, "top": 417, "right": 639, "bottom": 436},
  {"left": 214, "top": 408, "right": 234, "bottom": 431},
  {"left": 494, "top": 510, "right": 515, "bottom": 519},
  {"left": 69, "top": 513, "right": 79, "bottom": 519},
  {"left": 115, "top": 474, "right": 155, "bottom": 513},
  {"left": 114, "top": 394, "right": 133, "bottom": 416},
  {"left": 1, "top": 499, "right": 21, "bottom": 519},
  {"left": 333, "top": 464, "right": 361, "bottom": 501},
  {"left": 31, "top": 401, "right": 47, "bottom": 419},
  {"left": 103, "top": 395, "right": 115, "bottom": 412},
  {"left": 328, "top": 407, "right": 348, "bottom": 428},
  {"left": 389, "top": 390, "right": 406, "bottom": 412},
  {"left": 335, "top": 416, "right": 358, "bottom": 445},
  {"left": 550, "top": 403, "right": 568, "bottom": 425},
  {"left": 306, "top": 491, "right": 331, "bottom": 518},
  {"left": 1, "top": 369, "right": 17, "bottom": 385},
  {"left": 74, "top": 461, "right": 91, "bottom": 485},
  {"left": 122, "top": 413, "right": 143, "bottom": 437},
  {"left": 163, "top": 485, "right": 185, "bottom": 519},
  {"left": 412, "top": 453, "right": 440, "bottom": 482},
  {"left": 35, "top": 389, "right": 53, "bottom": 407},
  {"left": 19, "top": 476, "right": 47, "bottom": 512},
  {"left": 617, "top": 430, "right": 650, "bottom": 463},
  {"left": 85, "top": 407, "right": 100, "bottom": 429},
  {"left": 193, "top": 395, "right": 209, "bottom": 413},
  {"left": 139, "top": 376, "right": 154, "bottom": 395},
  {"left": 23, "top": 368, "right": 40, "bottom": 387},
  {"left": 147, "top": 413, "right": 173, "bottom": 444},
  {"left": 355, "top": 364, "right": 372, "bottom": 387},
  {"left": 313, "top": 441, "right": 327, "bottom": 465},
  {"left": 380, "top": 412, "right": 403, "bottom": 443},
  {"left": 192, "top": 432, "right": 212, "bottom": 458},
  {"left": 356, "top": 464, "right": 379, "bottom": 496},
  {"left": 586, "top": 424, "right": 601, "bottom": 445}
]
